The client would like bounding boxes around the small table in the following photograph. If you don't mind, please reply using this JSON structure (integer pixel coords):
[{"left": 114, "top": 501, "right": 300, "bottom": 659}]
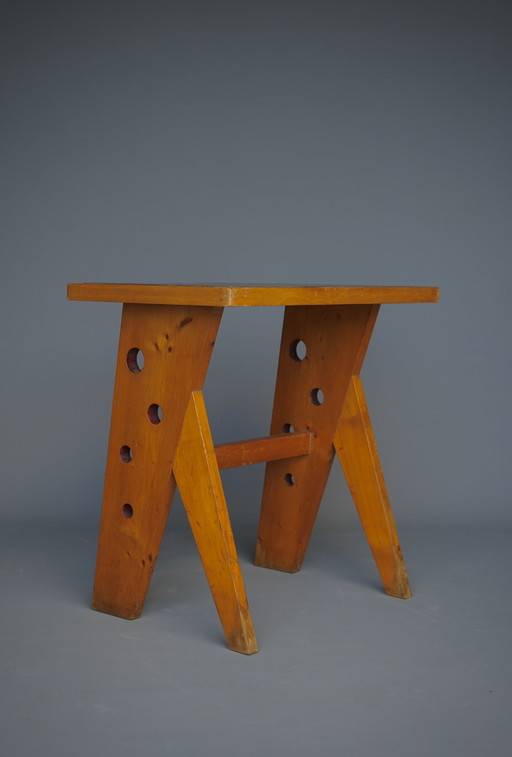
[{"left": 68, "top": 283, "right": 439, "bottom": 654}]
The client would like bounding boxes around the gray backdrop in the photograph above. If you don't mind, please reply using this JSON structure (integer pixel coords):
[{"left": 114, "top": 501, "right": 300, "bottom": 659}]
[
  {"left": 2, "top": 3, "right": 512, "bottom": 756},
  {"left": 2, "top": 0, "right": 510, "bottom": 531}
]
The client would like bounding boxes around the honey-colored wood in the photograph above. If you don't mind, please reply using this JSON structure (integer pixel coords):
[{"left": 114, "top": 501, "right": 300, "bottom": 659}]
[
  {"left": 334, "top": 376, "right": 412, "bottom": 598},
  {"left": 70, "top": 282, "right": 438, "bottom": 652},
  {"left": 214, "top": 432, "right": 311, "bottom": 470},
  {"left": 255, "top": 304, "right": 379, "bottom": 573},
  {"left": 92, "top": 303, "right": 223, "bottom": 619},
  {"left": 173, "top": 391, "right": 258, "bottom": 654},
  {"left": 68, "top": 283, "right": 439, "bottom": 307}
]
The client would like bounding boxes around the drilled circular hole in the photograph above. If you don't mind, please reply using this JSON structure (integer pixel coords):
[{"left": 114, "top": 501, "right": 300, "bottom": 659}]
[
  {"left": 289, "top": 339, "right": 307, "bottom": 361},
  {"left": 122, "top": 503, "right": 133, "bottom": 518},
  {"left": 283, "top": 423, "right": 295, "bottom": 433},
  {"left": 119, "top": 445, "right": 132, "bottom": 463},
  {"left": 148, "top": 403, "right": 163, "bottom": 424},
  {"left": 310, "top": 388, "right": 324, "bottom": 406},
  {"left": 284, "top": 473, "right": 295, "bottom": 486},
  {"left": 127, "top": 348, "right": 144, "bottom": 373}
]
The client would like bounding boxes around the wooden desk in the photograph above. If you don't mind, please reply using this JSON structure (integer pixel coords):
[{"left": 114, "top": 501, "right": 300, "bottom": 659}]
[{"left": 68, "top": 283, "right": 439, "bottom": 654}]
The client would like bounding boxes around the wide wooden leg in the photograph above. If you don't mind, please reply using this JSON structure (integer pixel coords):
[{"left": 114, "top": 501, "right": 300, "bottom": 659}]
[
  {"left": 92, "top": 303, "right": 222, "bottom": 619},
  {"left": 334, "top": 375, "right": 412, "bottom": 598},
  {"left": 173, "top": 392, "right": 258, "bottom": 655},
  {"left": 255, "top": 304, "right": 379, "bottom": 573}
]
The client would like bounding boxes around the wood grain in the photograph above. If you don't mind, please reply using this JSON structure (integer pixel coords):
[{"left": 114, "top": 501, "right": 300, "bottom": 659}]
[
  {"left": 68, "top": 282, "right": 439, "bottom": 307},
  {"left": 173, "top": 391, "right": 258, "bottom": 654},
  {"left": 92, "top": 303, "right": 222, "bottom": 619},
  {"left": 214, "top": 432, "right": 311, "bottom": 470},
  {"left": 255, "top": 304, "right": 379, "bottom": 573},
  {"left": 334, "top": 376, "right": 412, "bottom": 598},
  {"left": 74, "top": 281, "right": 434, "bottom": 650}
]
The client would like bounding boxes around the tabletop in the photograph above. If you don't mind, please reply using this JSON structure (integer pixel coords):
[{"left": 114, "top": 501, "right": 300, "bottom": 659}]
[{"left": 68, "top": 283, "right": 439, "bottom": 307}]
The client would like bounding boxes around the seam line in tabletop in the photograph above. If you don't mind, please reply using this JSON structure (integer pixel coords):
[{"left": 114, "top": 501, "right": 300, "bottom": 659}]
[{"left": 67, "top": 283, "right": 439, "bottom": 307}]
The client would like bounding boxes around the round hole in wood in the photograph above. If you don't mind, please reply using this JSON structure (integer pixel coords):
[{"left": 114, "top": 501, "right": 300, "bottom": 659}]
[
  {"left": 283, "top": 423, "right": 295, "bottom": 433},
  {"left": 310, "top": 388, "right": 324, "bottom": 406},
  {"left": 289, "top": 339, "right": 307, "bottom": 361},
  {"left": 284, "top": 473, "right": 295, "bottom": 486},
  {"left": 127, "top": 348, "right": 144, "bottom": 373},
  {"left": 148, "top": 403, "right": 163, "bottom": 424},
  {"left": 120, "top": 445, "right": 132, "bottom": 463},
  {"left": 122, "top": 503, "right": 133, "bottom": 518}
]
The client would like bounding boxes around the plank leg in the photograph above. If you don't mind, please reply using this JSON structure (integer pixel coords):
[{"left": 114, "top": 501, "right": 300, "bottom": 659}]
[
  {"left": 334, "top": 375, "right": 412, "bottom": 598},
  {"left": 174, "top": 391, "right": 258, "bottom": 655},
  {"left": 255, "top": 304, "right": 379, "bottom": 573},
  {"left": 92, "top": 303, "right": 222, "bottom": 619}
]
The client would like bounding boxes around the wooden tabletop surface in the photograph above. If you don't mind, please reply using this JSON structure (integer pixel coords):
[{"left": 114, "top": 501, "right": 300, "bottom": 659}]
[{"left": 68, "top": 283, "right": 439, "bottom": 307}]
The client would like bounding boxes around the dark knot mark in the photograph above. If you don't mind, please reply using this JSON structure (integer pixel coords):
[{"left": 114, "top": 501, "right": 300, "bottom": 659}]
[{"left": 179, "top": 317, "right": 193, "bottom": 329}]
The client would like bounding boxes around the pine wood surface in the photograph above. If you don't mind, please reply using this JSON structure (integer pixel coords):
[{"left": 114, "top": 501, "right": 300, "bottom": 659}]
[
  {"left": 68, "top": 282, "right": 439, "bottom": 307},
  {"left": 173, "top": 391, "right": 258, "bottom": 654},
  {"left": 334, "top": 376, "right": 411, "bottom": 598},
  {"left": 72, "top": 282, "right": 438, "bottom": 652},
  {"left": 92, "top": 303, "right": 223, "bottom": 619},
  {"left": 214, "top": 432, "right": 311, "bottom": 470},
  {"left": 255, "top": 304, "right": 380, "bottom": 573}
]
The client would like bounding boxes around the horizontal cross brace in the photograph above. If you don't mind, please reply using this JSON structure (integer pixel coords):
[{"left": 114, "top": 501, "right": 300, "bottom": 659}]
[{"left": 214, "top": 432, "right": 312, "bottom": 470}]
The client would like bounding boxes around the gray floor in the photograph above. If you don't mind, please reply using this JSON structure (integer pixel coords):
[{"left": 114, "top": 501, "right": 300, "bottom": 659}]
[{"left": 1, "top": 523, "right": 510, "bottom": 756}]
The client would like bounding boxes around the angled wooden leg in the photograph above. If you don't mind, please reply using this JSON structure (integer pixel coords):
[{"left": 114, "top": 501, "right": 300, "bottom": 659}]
[
  {"left": 92, "top": 303, "right": 222, "bottom": 619},
  {"left": 173, "top": 391, "right": 258, "bottom": 655},
  {"left": 255, "top": 304, "right": 379, "bottom": 573},
  {"left": 334, "top": 375, "right": 412, "bottom": 598}
]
